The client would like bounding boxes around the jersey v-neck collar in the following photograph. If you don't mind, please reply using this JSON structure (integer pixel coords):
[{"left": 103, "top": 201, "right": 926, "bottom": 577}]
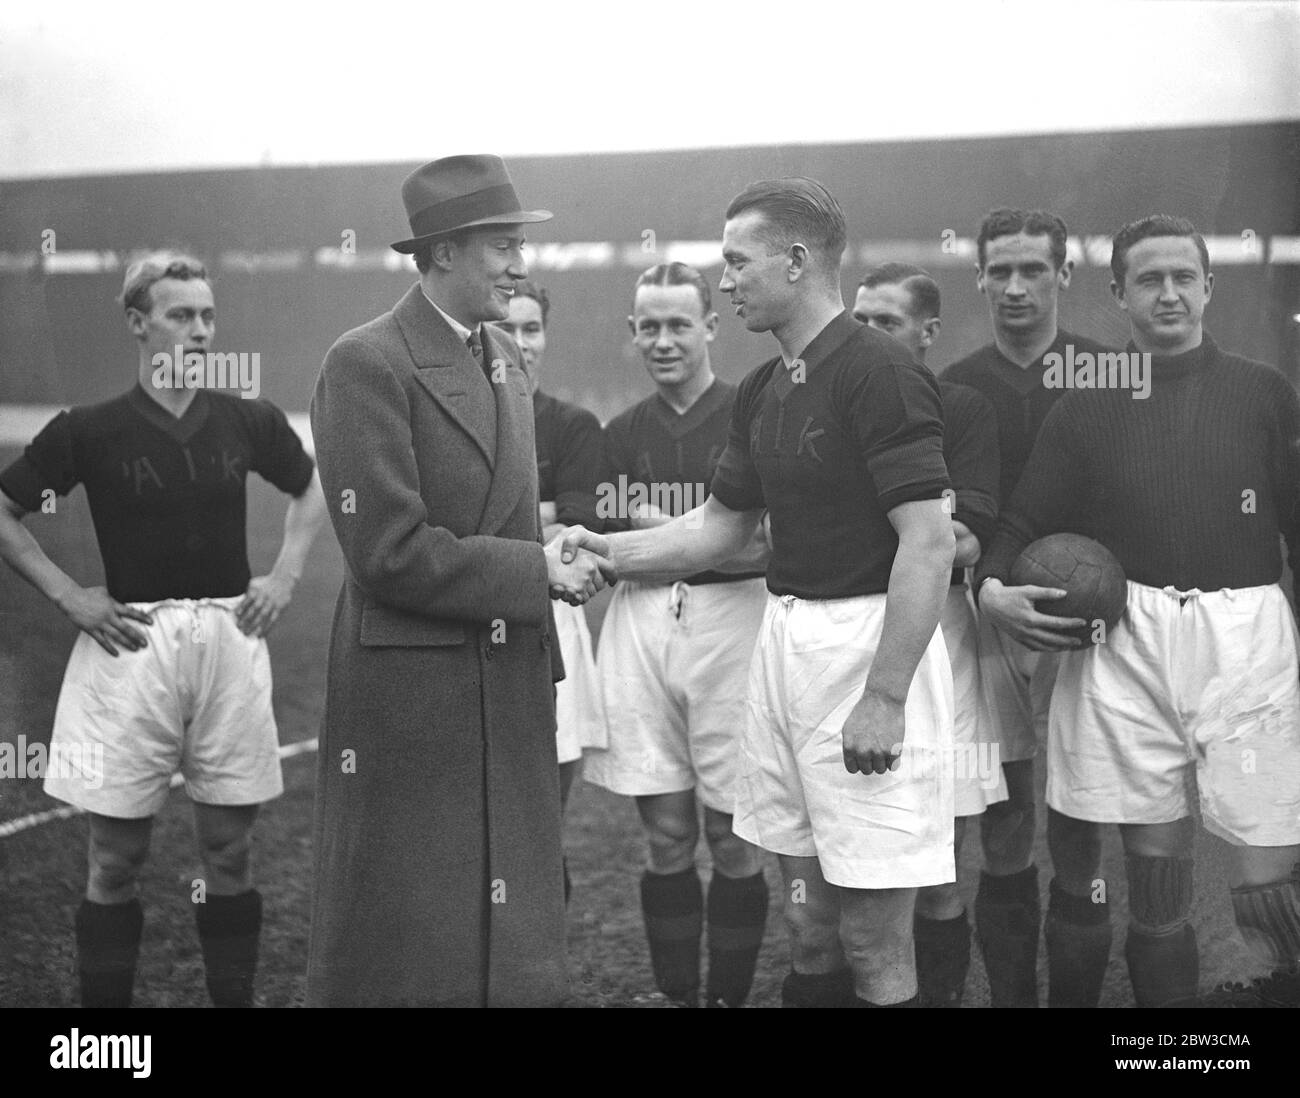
[
  {"left": 651, "top": 378, "right": 728, "bottom": 439},
  {"left": 982, "top": 330, "right": 1071, "bottom": 396},
  {"left": 128, "top": 383, "right": 211, "bottom": 445},
  {"left": 772, "top": 309, "right": 858, "bottom": 403}
]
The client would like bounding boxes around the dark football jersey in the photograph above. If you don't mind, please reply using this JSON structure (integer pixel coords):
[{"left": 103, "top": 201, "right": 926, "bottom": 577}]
[
  {"left": 0, "top": 384, "right": 315, "bottom": 602},
  {"left": 533, "top": 389, "right": 602, "bottom": 530},
  {"left": 940, "top": 380, "right": 1000, "bottom": 585},
  {"left": 601, "top": 378, "right": 759, "bottom": 585},
  {"left": 943, "top": 329, "right": 1114, "bottom": 506},
  {"left": 711, "top": 311, "right": 950, "bottom": 600}
]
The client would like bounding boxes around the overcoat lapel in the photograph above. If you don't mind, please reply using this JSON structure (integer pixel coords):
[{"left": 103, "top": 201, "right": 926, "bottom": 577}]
[{"left": 394, "top": 284, "right": 497, "bottom": 468}]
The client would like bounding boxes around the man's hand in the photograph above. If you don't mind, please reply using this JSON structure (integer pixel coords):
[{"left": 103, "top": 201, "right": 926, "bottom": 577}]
[
  {"left": 546, "top": 527, "right": 617, "bottom": 605},
  {"left": 55, "top": 585, "right": 153, "bottom": 656},
  {"left": 980, "top": 578, "right": 1086, "bottom": 651},
  {"left": 237, "top": 572, "right": 296, "bottom": 637},
  {"left": 840, "top": 688, "right": 905, "bottom": 776}
]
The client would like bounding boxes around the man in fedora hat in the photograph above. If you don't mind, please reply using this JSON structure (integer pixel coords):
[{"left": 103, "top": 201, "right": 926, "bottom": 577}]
[{"left": 307, "top": 154, "right": 613, "bottom": 1006}]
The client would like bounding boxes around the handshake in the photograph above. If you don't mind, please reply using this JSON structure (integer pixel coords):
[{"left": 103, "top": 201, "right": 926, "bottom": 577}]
[{"left": 544, "top": 526, "right": 619, "bottom": 606}]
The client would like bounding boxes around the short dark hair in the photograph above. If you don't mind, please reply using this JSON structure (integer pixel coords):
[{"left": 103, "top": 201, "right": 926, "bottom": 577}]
[
  {"left": 412, "top": 230, "right": 472, "bottom": 274},
  {"left": 632, "top": 262, "right": 712, "bottom": 315},
  {"left": 859, "top": 262, "right": 941, "bottom": 320},
  {"left": 976, "top": 208, "right": 1068, "bottom": 270},
  {"left": 119, "top": 253, "right": 208, "bottom": 313},
  {"left": 725, "top": 177, "right": 848, "bottom": 264},
  {"left": 1109, "top": 214, "right": 1211, "bottom": 286},
  {"left": 512, "top": 279, "right": 550, "bottom": 325}
]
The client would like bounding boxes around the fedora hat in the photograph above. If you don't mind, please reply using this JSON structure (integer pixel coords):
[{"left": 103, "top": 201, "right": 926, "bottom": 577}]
[{"left": 390, "top": 154, "right": 552, "bottom": 254}]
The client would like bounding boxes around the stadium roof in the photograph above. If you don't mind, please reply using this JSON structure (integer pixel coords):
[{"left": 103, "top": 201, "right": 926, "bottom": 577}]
[{"left": 2, "top": 0, "right": 1297, "bottom": 180}]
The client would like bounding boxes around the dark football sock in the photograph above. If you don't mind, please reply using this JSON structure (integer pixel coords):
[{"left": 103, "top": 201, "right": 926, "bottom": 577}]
[
  {"left": 855, "top": 993, "right": 921, "bottom": 1007},
  {"left": 1126, "top": 924, "right": 1198, "bottom": 1007},
  {"left": 1124, "top": 854, "right": 1197, "bottom": 1007},
  {"left": 194, "top": 889, "right": 262, "bottom": 1008},
  {"left": 1230, "top": 877, "right": 1300, "bottom": 971},
  {"left": 781, "top": 968, "right": 855, "bottom": 1008},
  {"left": 1046, "top": 877, "right": 1112, "bottom": 1008},
  {"left": 914, "top": 910, "right": 971, "bottom": 1007},
  {"left": 974, "top": 865, "right": 1041, "bottom": 1007},
  {"left": 76, "top": 898, "right": 144, "bottom": 1008},
  {"left": 705, "top": 870, "right": 768, "bottom": 1007},
  {"left": 640, "top": 868, "right": 702, "bottom": 1005}
]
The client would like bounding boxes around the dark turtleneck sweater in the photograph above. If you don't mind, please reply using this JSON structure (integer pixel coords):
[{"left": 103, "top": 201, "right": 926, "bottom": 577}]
[{"left": 975, "top": 334, "right": 1300, "bottom": 603}]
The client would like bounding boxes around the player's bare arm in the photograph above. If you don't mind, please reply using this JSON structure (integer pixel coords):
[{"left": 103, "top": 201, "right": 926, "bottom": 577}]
[
  {"left": 978, "top": 577, "right": 1086, "bottom": 652},
  {"left": 841, "top": 498, "right": 954, "bottom": 776},
  {"left": 952, "top": 518, "right": 981, "bottom": 568},
  {"left": 626, "top": 500, "right": 771, "bottom": 575},
  {"left": 236, "top": 468, "right": 327, "bottom": 637},
  {"left": 561, "top": 494, "right": 762, "bottom": 582},
  {"left": 0, "top": 488, "right": 152, "bottom": 656},
  {"left": 539, "top": 501, "right": 563, "bottom": 543}
]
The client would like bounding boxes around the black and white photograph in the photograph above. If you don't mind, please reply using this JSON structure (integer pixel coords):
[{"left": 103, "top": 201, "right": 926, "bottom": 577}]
[{"left": 1, "top": 0, "right": 1298, "bottom": 1077}]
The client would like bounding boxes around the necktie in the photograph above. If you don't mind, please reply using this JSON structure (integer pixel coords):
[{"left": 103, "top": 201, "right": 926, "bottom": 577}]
[{"left": 467, "top": 330, "right": 488, "bottom": 379}]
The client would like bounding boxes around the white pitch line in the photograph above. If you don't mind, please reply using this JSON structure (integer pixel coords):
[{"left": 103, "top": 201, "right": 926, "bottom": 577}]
[{"left": 0, "top": 737, "right": 318, "bottom": 840}]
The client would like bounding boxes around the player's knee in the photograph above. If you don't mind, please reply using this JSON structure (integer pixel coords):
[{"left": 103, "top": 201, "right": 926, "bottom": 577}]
[
  {"left": 1047, "top": 808, "right": 1103, "bottom": 890},
  {"left": 703, "top": 818, "right": 758, "bottom": 877},
  {"left": 644, "top": 814, "right": 698, "bottom": 870},
  {"left": 981, "top": 795, "right": 1036, "bottom": 873},
  {"left": 87, "top": 835, "right": 149, "bottom": 896},
  {"left": 915, "top": 880, "right": 963, "bottom": 921},
  {"left": 198, "top": 827, "right": 254, "bottom": 881},
  {"left": 1125, "top": 853, "right": 1194, "bottom": 935},
  {"left": 840, "top": 913, "right": 911, "bottom": 978},
  {"left": 783, "top": 888, "right": 839, "bottom": 962}
]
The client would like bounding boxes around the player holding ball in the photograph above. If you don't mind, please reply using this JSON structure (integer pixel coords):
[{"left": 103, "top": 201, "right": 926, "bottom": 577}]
[{"left": 977, "top": 214, "right": 1300, "bottom": 1007}]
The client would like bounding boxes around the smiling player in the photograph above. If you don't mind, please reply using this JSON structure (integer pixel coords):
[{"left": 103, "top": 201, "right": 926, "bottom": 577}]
[
  {"left": 584, "top": 262, "right": 771, "bottom": 1007},
  {"left": 978, "top": 214, "right": 1300, "bottom": 1007},
  {"left": 566, "top": 180, "right": 956, "bottom": 1007},
  {"left": 496, "top": 279, "right": 604, "bottom": 902},
  {"left": 0, "top": 253, "right": 325, "bottom": 1007}
]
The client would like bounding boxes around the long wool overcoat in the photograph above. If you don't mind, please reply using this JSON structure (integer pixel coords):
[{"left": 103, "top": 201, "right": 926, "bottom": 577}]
[{"left": 306, "top": 283, "right": 566, "bottom": 1006}]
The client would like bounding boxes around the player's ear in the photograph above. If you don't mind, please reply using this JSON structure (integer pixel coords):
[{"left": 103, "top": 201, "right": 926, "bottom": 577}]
[
  {"left": 125, "top": 307, "right": 147, "bottom": 340},
  {"left": 787, "top": 243, "right": 808, "bottom": 282},
  {"left": 627, "top": 315, "right": 637, "bottom": 337},
  {"left": 1202, "top": 270, "right": 1214, "bottom": 303},
  {"left": 703, "top": 311, "right": 720, "bottom": 340},
  {"left": 921, "top": 317, "right": 941, "bottom": 347},
  {"left": 975, "top": 264, "right": 986, "bottom": 294},
  {"left": 1109, "top": 279, "right": 1127, "bottom": 310},
  {"left": 1057, "top": 258, "right": 1074, "bottom": 290}
]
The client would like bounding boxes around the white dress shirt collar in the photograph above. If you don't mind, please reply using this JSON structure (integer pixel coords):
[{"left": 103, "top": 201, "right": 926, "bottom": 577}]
[{"left": 420, "top": 287, "right": 475, "bottom": 344}]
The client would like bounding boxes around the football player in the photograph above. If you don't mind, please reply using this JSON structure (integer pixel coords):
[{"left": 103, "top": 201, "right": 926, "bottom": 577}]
[
  {"left": 854, "top": 263, "right": 1008, "bottom": 1006},
  {"left": 496, "top": 279, "right": 604, "bottom": 902},
  {"left": 946, "top": 210, "right": 1113, "bottom": 1006},
  {"left": 567, "top": 179, "right": 956, "bottom": 1007},
  {"left": 0, "top": 254, "right": 325, "bottom": 1006},
  {"left": 978, "top": 214, "right": 1300, "bottom": 1007},
  {"left": 583, "top": 262, "right": 771, "bottom": 1007}
]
